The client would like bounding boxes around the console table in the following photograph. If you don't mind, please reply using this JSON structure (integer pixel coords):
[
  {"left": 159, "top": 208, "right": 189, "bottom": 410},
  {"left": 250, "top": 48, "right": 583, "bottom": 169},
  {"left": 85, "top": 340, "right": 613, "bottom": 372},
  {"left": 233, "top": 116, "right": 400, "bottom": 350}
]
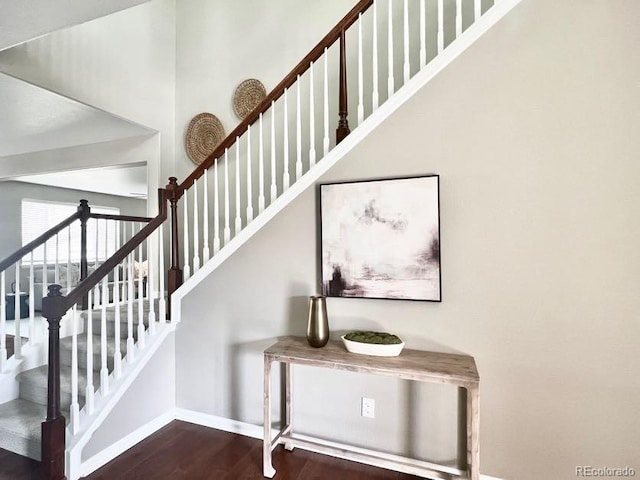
[{"left": 263, "top": 336, "right": 480, "bottom": 480}]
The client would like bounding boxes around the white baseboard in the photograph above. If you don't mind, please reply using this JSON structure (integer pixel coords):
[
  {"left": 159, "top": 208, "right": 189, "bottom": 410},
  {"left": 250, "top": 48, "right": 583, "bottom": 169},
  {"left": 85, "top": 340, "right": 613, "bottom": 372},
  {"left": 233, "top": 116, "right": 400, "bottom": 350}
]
[
  {"left": 174, "top": 408, "right": 263, "bottom": 439},
  {"left": 79, "top": 409, "right": 174, "bottom": 477}
]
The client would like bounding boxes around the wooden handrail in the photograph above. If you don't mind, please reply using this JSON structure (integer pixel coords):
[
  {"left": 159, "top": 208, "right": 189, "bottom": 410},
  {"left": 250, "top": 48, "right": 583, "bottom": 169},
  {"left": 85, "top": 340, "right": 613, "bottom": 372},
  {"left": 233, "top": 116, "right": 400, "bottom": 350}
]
[
  {"left": 0, "top": 211, "right": 80, "bottom": 272},
  {"left": 178, "top": 0, "right": 374, "bottom": 196},
  {"left": 89, "top": 213, "right": 153, "bottom": 223}
]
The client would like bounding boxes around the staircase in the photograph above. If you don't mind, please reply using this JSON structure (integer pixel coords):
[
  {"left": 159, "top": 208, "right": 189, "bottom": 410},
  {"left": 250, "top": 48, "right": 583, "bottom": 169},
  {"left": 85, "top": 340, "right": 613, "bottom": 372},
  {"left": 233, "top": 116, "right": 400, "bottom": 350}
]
[
  {"left": 0, "top": 301, "right": 152, "bottom": 460},
  {"left": 0, "top": 0, "right": 523, "bottom": 478}
]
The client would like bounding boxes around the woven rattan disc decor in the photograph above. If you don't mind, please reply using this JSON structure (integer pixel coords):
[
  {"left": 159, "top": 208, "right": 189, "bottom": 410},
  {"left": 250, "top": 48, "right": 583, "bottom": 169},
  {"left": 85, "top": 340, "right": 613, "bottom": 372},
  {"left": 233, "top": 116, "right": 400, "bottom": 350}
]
[
  {"left": 233, "top": 79, "right": 267, "bottom": 119},
  {"left": 185, "top": 113, "right": 225, "bottom": 165}
]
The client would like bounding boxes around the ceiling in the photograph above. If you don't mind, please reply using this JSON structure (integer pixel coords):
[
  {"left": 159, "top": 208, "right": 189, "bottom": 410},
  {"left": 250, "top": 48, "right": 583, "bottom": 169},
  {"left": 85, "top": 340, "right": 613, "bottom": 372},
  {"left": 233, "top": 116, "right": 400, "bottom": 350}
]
[
  {"left": 11, "top": 163, "right": 148, "bottom": 198},
  {"left": 0, "top": 72, "right": 155, "bottom": 198},
  {"left": 0, "top": 0, "right": 152, "bottom": 52},
  {"left": 0, "top": 72, "right": 154, "bottom": 158}
]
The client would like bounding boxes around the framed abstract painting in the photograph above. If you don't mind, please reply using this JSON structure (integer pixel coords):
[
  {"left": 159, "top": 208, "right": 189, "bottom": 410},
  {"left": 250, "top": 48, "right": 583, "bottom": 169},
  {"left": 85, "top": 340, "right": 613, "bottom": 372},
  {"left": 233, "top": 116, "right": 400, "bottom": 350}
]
[{"left": 320, "top": 175, "right": 441, "bottom": 302}]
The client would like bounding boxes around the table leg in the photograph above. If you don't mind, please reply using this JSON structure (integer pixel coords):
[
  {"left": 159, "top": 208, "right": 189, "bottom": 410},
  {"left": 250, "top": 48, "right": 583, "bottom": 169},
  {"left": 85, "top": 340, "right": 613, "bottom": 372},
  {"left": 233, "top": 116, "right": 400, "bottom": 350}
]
[
  {"left": 283, "top": 362, "right": 294, "bottom": 451},
  {"left": 466, "top": 385, "right": 480, "bottom": 480},
  {"left": 263, "top": 356, "right": 276, "bottom": 478}
]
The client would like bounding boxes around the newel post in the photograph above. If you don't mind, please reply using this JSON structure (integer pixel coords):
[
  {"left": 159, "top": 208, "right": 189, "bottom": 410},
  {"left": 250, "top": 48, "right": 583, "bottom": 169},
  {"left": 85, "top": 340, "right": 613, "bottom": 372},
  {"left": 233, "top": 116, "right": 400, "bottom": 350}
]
[
  {"left": 41, "top": 284, "right": 67, "bottom": 480},
  {"left": 166, "top": 177, "right": 183, "bottom": 310},
  {"left": 78, "top": 199, "right": 90, "bottom": 310},
  {"left": 336, "top": 28, "right": 351, "bottom": 144}
]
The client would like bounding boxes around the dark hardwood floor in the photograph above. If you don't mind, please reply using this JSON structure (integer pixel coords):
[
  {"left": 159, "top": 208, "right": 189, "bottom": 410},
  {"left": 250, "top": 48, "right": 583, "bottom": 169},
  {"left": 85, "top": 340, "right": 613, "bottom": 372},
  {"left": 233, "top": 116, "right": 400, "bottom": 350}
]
[{"left": 0, "top": 421, "right": 422, "bottom": 479}]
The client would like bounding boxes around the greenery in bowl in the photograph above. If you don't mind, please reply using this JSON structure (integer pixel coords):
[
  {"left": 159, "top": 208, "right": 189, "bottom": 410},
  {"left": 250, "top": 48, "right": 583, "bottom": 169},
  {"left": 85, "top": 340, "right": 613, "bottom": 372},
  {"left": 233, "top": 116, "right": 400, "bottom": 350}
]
[{"left": 344, "top": 331, "right": 402, "bottom": 345}]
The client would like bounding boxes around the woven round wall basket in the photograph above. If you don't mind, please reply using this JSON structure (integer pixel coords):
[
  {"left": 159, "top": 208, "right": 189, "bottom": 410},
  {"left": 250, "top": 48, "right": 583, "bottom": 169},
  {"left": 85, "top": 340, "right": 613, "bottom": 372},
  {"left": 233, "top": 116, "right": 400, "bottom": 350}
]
[
  {"left": 233, "top": 79, "right": 267, "bottom": 120},
  {"left": 185, "top": 113, "right": 225, "bottom": 165}
]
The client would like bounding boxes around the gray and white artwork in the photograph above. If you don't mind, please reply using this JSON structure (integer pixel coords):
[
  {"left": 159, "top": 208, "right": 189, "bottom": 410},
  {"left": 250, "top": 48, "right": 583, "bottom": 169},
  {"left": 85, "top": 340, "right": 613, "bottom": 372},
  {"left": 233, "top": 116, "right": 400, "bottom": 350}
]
[{"left": 321, "top": 175, "right": 440, "bottom": 301}]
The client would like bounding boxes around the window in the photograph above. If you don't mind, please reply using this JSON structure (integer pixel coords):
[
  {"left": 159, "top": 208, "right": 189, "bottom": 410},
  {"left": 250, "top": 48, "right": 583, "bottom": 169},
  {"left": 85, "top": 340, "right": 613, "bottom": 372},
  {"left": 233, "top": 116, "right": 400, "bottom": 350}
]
[{"left": 21, "top": 199, "right": 120, "bottom": 263}]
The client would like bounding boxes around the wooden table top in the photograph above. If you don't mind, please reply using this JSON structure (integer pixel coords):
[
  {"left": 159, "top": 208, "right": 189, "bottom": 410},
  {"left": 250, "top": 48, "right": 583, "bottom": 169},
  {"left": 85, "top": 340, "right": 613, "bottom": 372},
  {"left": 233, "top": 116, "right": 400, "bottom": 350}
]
[{"left": 265, "top": 336, "right": 479, "bottom": 387}]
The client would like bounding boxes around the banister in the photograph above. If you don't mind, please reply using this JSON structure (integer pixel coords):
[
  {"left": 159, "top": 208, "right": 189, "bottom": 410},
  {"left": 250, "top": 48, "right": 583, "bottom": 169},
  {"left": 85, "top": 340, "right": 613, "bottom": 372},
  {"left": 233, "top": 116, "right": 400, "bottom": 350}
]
[
  {"left": 178, "top": 0, "right": 374, "bottom": 195},
  {"left": 89, "top": 213, "right": 153, "bottom": 223},
  {"left": 0, "top": 210, "right": 81, "bottom": 272}
]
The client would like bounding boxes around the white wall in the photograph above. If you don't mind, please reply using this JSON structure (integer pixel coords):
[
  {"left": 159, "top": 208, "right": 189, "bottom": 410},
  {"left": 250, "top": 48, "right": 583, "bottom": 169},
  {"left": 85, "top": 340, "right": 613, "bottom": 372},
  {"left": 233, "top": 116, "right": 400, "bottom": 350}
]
[
  {"left": 174, "top": 0, "right": 358, "bottom": 180},
  {"left": 0, "top": 0, "right": 177, "bottom": 211},
  {"left": 174, "top": 1, "right": 640, "bottom": 479}
]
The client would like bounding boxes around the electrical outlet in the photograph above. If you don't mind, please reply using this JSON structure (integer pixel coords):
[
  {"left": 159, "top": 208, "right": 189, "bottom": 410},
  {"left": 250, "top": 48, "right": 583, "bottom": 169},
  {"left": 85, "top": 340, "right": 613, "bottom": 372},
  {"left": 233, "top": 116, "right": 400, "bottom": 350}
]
[{"left": 361, "top": 397, "right": 375, "bottom": 418}]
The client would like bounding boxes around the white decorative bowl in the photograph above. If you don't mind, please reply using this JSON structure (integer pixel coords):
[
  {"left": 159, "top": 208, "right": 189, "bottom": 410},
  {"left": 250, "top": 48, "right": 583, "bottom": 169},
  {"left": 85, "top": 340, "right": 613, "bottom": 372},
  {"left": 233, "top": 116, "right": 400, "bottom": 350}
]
[{"left": 341, "top": 335, "right": 405, "bottom": 357}]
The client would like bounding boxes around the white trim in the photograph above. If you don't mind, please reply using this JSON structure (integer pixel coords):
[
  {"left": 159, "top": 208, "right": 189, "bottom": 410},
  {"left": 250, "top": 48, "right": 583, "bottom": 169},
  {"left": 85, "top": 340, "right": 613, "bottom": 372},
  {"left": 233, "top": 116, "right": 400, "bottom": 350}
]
[
  {"left": 173, "top": 410, "right": 507, "bottom": 480},
  {"left": 174, "top": 408, "right": 263, "bottom": 439},
  {"left": 171, "top": 0, "right": 523, "bottom": 322},
  {"left": 79, "top": 409, "right": 174, "bottom": 477}
]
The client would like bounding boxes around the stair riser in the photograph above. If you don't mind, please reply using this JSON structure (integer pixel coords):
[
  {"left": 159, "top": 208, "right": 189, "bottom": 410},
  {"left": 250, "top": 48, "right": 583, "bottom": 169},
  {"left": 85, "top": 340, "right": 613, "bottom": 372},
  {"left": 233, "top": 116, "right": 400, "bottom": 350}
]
[
  {"left": 19, "top": 381, "right": 86, "bottom": 412},
  {"left": 60, "top": 346, "right": 125, "bottom": 371},
  {"left": 0, "top": 430, "right": 40, "bottom": 461},
  {"left": 90, "top": 317, "right": 147, "bottom": 339}
]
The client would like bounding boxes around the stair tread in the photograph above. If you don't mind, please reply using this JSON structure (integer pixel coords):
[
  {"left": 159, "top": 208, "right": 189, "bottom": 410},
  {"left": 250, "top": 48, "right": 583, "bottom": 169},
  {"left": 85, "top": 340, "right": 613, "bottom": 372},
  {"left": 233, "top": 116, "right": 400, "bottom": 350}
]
[{"left": 0, "top": 399, "right": 44, "bottom": 441}]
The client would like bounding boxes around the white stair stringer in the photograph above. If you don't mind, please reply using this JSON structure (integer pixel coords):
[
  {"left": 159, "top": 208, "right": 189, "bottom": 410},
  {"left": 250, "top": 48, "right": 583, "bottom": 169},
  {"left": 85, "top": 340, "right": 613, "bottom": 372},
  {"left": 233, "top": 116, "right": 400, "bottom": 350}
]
[{"left": 171, "top": 0, "right": 524, "bottom": 319}]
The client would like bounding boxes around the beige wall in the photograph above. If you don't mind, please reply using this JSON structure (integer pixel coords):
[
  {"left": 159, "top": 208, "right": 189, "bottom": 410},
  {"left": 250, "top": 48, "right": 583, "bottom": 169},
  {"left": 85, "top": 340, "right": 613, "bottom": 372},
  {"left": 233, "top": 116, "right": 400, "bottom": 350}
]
[{"left": 175, "top": 0, "right": 640, "bottom": 479}]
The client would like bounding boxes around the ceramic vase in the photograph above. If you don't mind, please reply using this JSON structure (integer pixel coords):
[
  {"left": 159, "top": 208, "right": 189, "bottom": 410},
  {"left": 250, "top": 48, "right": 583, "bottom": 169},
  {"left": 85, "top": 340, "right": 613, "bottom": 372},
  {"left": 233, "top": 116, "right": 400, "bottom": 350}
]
[{"left": 307, "top": 295, "right": 329, "bottom": 347}]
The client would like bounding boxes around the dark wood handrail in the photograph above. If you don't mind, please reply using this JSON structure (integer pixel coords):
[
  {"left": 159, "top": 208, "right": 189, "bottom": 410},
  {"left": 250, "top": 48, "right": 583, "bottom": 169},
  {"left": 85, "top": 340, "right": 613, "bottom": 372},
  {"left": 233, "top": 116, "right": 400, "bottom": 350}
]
[
  {"left": 0, "top": 211, "right": 80, "bottom": 272},
  {"left": 178, "top": 0, "right": 373, "bottom": 196},
  {"left": 89, "top": 213, "right": 153, "bottom": 223},
  {"left": 62, "top": 189, "right": 167, "bottom": 311}
]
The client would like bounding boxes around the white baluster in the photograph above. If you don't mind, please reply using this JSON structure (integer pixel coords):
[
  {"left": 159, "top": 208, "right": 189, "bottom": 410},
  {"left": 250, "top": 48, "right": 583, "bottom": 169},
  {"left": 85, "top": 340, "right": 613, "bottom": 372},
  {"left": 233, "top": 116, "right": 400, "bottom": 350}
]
[
  {"left": 258, "top": 114, "right": 266, "bottom": 213},
  {"left": 203, "top": 170, "right": 210, "bottom": 263},
  {"left": 456, "top": 0, "right": 463, "bottom": 38},
  {"left": 388, "top": 0, "right": 395, "bottom": 97},
  {"left": 94, "top": 220, "right": 100, "bottom": 307},
  {"left": 104, "top": 219, "right": 110, "bottom": 305},
  {"left": 70, "top": 305, "right": 80, "bottom": 434},
  {"left": 235, "top": 140, "right": 242, "bottom": 235},
  {"left": 42, "top": 239, "right": 48, "bottom": 317},
  {"left": 270, "top": 104, "right": 277, "bottom": 202},
  {"left": 66, "top": 226, "right": 71, "bottom": 295},
  {"left": 126, "top": 237, "right": 135, "bottom": 363},
  {"left": 158, "top": 222, "right": 167, "bottom": 324},
  {"left": 54, "top": 234, "right": 59, "bottom": 285},
  {"left": 358, "top": 13, "right": 364, "bottom": 125},
  {"left": 475, "top": 0, "right": 481, "bottom": 22},
  {"left": 14, "top": 262, "right": 21, "bottom": 358},
  {"left": 420, "top": 0, "right": 426, "bottom": 68},
  {"left": 323, "top": 49, "right": 330, "bottom": 155},
  {"left": 0, "top": 271, "right": 6, "bottom": 369},
  {"left": 246, "top": 126, "right": 254, "bottom": 223},
  {"left": 296, "top": 77, "right": 302, "bottom": 180},
  {"left": 437, "top": 0, "right": 444, "bottom": 54},
  {"left": 372, "top": 1, "right": 380, "bottom": 110},
  {"left": 403, "top": 0, "right": 410, "bottom": 84},
  {"left": 29, "top": 251, "right": 35, "bottom": 343},
  {"left": 192, "top": 180, "right": 200, "bottom": 273},
  {"left": 147, "top": 234, "right": 156, "bottom": 336},
  {"left": 213, "top": 160, "right": 221, "bottom": 254},
  {"left": 85, "top": 289, "right": 95, "bottom": 415},
  {"left": 137, "top": 235, "right": 145, "bottom": 348},
  {"left": 283, "top": 88, "right": 290, "bottom": 189},
  {"left": 183, "top": 194, "right": 190, "bottom": 281},
  {"left": 100, "top": 272, "right": 108, "bottom": 396},
  {"left": 113, "top": 255, "right": 122, "bottom": 379},
  {"left": 224, "top": 149, "right": 231, "bottom": 244},
  {"left": 309, "top": 62, "right": 317, "bottom": 167}
]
